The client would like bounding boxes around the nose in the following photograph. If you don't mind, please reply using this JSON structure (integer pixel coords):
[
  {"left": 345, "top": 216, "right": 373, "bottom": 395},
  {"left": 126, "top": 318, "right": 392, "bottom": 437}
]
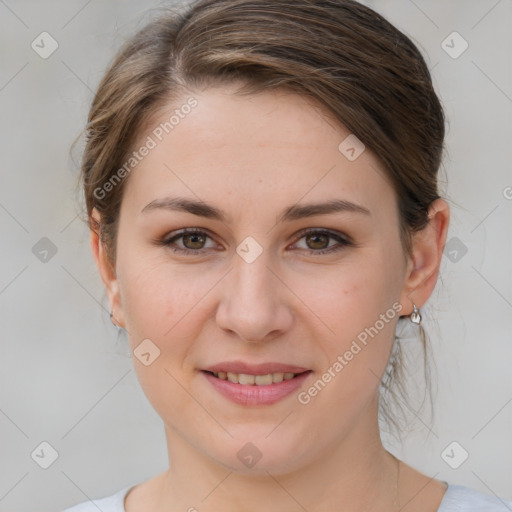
[{"left": 215, "top": 249, "right": 294, "bottom": 344}]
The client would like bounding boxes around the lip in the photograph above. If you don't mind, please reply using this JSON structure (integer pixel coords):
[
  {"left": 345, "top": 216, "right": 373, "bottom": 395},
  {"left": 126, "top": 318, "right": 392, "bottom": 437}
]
[
  {"left": 201, "top": 369, "right": 313, "bottom": 406},
  {"left": 203, "top": 361, "right": 311, "bottom": 375}
]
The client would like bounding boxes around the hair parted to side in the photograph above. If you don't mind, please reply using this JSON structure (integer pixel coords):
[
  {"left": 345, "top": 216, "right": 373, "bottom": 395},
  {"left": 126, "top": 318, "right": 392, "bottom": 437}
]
[{"left": 78, "top": 0, "right": 447, "bottom": 441}]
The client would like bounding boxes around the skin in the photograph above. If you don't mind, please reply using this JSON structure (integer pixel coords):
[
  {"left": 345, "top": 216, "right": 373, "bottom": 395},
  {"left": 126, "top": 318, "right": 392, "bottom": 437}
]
[{"left": 91, "top": 83, "right": 450, "bottom": 512}]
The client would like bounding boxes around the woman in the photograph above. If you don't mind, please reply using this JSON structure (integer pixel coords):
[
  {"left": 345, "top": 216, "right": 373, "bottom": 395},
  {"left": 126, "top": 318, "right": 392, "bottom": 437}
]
[{"left": 63, "top": 0, "right": 511, "bottom": 510}]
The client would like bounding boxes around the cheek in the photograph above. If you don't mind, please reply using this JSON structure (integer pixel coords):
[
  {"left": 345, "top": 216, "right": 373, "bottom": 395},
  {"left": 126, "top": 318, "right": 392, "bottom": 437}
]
[
  {"left": 295, "top": 253, "right": 402, "bottom": 396},
  {"left": 116, "top": 258, "right": 209, "bottom": 417},
  {"left": 296, "top": 253, "right": 401, "bottom": 342},
  {"left": 118, "top": 255, "right": 211, "bottom": 342}
]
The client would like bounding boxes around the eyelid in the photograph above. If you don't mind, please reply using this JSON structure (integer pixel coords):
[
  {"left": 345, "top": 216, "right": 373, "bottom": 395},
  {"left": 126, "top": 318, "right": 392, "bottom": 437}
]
[
  {"left": 288, "top": 228, "right": 352, "bottom": 254},
  {"left": 292, "top": 227, "right": 352, "bottom": 244},
  {"left": 162, "top": 228, "right": 220, "bottom": 251}
]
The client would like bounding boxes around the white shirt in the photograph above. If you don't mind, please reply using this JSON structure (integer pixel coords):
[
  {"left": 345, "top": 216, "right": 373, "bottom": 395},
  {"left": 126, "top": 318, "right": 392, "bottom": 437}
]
[{"left": 62, "top": 483, "right": 512, "bottom": 511}]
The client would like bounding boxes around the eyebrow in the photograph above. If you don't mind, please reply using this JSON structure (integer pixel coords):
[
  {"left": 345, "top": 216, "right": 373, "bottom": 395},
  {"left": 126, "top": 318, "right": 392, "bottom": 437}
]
[{"left": 141, "top": 196, "right": 371, "bottom": 222}]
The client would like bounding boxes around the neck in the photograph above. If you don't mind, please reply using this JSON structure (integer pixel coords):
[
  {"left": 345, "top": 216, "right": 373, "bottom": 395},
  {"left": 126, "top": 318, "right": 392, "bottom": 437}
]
[{"left": 151, "top": 396, "right": 400, "bottom": 512}]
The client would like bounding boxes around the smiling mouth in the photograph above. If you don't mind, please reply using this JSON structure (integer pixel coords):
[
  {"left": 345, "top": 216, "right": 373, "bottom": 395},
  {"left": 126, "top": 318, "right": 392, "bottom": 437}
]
[{"left": 203, "top": 370, "right": 312, "bottom": 386}]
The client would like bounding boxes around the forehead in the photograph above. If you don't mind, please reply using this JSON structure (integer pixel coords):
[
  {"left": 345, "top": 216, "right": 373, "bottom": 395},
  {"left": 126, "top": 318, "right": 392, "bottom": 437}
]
[{"left": 122, "top": 85, "right": 396, "bottom": 220}]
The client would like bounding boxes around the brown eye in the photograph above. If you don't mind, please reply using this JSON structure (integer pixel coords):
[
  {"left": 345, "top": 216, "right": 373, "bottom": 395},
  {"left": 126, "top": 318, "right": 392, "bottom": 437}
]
[
  {"left": 182, "top": 232, "right": 207, "bottom": 250},
  {"left": 160, "top": 228, "right": 217, "bottom": 254},
  {"left": 293, "top": 229, "right": 352, "bottom": 255},
  {"left": 305, "top": 232, "right": 330, "bottom": 250}
]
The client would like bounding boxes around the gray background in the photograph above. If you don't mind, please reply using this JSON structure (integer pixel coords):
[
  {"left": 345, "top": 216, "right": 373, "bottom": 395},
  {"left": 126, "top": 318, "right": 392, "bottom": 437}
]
[{"left": 0, "top": 0, "right": 511, "bottom": 510}]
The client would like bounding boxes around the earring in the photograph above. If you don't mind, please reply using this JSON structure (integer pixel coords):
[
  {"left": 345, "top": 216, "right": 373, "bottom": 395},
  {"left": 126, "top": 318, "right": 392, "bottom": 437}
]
[
  {"left": 410, "top": 304, "right": 422, "bottom": 325},
  {"left": 110, "top": 310, "right": 120, "bottom": 328}
]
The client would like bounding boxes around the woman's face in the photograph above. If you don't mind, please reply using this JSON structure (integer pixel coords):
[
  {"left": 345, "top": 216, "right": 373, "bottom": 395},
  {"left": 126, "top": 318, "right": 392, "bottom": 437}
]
[{"left": 106, "top": 84, "right": 415, "bottom": 473}]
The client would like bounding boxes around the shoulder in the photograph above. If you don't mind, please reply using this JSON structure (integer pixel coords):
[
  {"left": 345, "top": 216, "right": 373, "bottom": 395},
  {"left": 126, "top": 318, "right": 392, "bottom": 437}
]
[
  {"left": 438, "top": 484, "right": 512, "bottom": 512},
  {"left": 61, "top": 485, "right": 133, "bottom": 512}
]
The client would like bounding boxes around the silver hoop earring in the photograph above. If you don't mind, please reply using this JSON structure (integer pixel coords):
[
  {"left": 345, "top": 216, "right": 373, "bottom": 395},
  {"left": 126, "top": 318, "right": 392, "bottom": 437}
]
[{"left": 410, "top": 304, "right": 422, "bottom": 325}]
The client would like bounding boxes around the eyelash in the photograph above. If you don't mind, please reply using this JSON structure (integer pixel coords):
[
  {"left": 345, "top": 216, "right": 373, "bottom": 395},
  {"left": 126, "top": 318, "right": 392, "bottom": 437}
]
[{"left": 157, "top": 227, "right": 352, "bottom": 256}]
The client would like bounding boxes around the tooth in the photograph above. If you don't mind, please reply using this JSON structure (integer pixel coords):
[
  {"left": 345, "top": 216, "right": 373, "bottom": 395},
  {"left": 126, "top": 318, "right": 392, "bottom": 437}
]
[
  {"left": 227, "top": 372, "right": 238, "bottom": 383},
  {"left": 238, "top": 373, "right": 255, "bottom": 385},
  {"left": 255, "top": 373, "right": 273, "bottom": 386},
  {"left": 214, "top": 371, "right": 299, "bottom": 385},
  {"left": 272, "top": 372, "right": 284, "bottom": 383}
]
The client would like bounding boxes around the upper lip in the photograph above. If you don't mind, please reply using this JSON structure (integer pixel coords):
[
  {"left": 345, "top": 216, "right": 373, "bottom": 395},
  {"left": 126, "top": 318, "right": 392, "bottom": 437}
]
[{"left": 203, "top": 361, "right": 311, "bottom": 375}]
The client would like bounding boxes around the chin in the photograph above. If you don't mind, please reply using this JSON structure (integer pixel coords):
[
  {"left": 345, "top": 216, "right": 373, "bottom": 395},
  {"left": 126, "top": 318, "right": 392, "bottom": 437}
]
[{"left": 205, "top": 430, "right": 311, "bottom": 476}]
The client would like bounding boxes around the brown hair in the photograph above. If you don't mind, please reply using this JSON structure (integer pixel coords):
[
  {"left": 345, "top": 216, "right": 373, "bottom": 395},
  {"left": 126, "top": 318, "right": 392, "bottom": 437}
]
[{"left": 79, "top": 0, "right": 447, "bottom": 440}]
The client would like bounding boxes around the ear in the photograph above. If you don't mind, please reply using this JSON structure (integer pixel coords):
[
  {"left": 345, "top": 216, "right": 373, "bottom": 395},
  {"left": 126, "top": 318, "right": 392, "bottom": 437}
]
[
  {"left": 399, "top": 198, "right": 450, "bottom": 315},
  {"left": 90, "top": 208, "right": 125, "bottom": 328}
]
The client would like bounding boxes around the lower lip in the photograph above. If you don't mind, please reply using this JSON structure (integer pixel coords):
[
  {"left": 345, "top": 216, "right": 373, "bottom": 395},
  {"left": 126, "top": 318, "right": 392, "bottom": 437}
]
[{"left": 201, "top": 371, "right": 312, "bottom": 406}]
